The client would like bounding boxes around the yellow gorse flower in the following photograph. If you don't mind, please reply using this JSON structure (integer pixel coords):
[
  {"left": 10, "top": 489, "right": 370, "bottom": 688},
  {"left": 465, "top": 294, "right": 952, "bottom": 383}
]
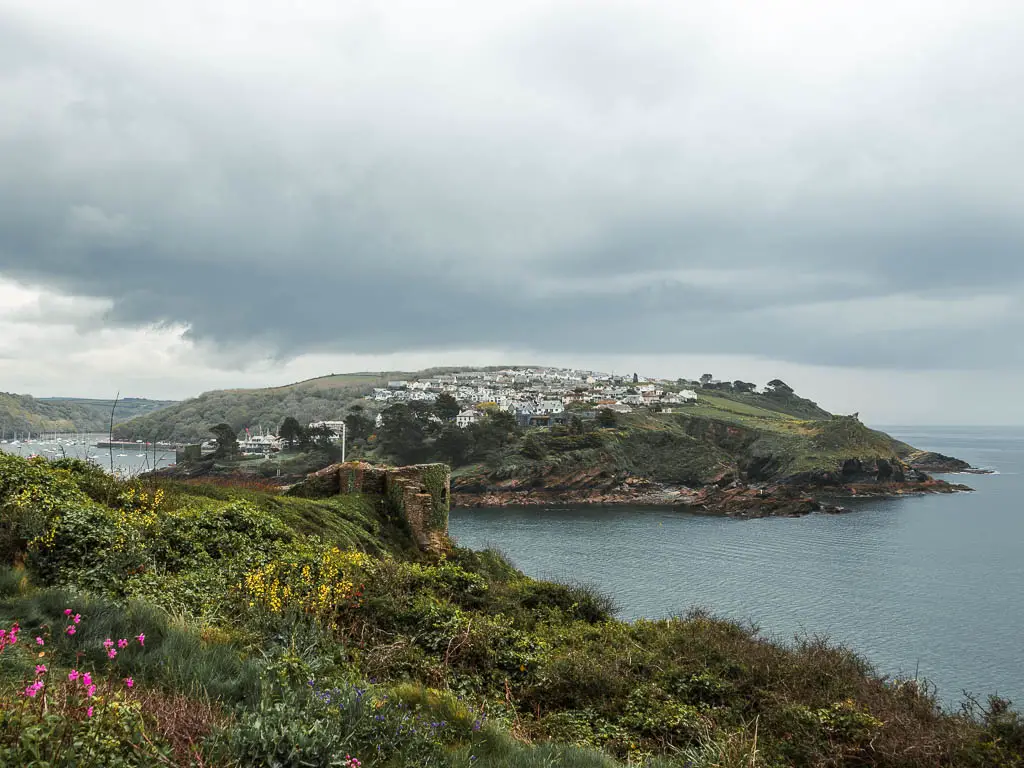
[{"left": 240, "top": 547, "right": 370, "bottom": 627}]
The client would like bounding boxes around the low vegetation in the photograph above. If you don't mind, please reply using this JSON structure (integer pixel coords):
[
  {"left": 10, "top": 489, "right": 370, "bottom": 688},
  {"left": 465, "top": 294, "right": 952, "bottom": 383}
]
[{"left": 0, "top": 452, "right": 1020, "bottom": 766}]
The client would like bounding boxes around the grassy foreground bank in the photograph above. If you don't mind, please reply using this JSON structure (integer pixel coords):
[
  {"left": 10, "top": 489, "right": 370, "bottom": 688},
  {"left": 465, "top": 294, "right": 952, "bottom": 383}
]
[{"left": 0, "top": 453, "right": 1020, "bottom": 766}]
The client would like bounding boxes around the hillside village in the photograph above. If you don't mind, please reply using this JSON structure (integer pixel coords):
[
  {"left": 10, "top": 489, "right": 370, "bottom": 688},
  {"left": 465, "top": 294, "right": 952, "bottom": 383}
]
[
  {"left": 199, "top": 367, "right": 781, "bottom": 455},
  {"left": 368, "top": 367, "right": 700, "bottom": 429}
]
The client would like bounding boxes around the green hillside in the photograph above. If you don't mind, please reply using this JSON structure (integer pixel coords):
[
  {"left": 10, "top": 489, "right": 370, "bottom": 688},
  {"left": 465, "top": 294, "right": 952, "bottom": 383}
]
[
  {"left": 0, "top": 394, "right": 175, "bottom": 436},
  {"left": 369, "top": 389, "right": 917, "bottom": 493},
  {"left": 0, "top": 453, "right": 1018, "bottom": 766},
  {"left": 111, "top": 368, "right": 496, "bottom": 443}
]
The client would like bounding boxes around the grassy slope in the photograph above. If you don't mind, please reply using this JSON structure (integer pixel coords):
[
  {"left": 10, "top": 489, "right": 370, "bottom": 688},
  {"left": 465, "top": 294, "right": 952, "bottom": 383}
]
[
  {"left": 0, "top": 454, "right": 1019, "bottom": 767},
  {"left": 462, "top": 392, "right": 912, "bottom": 491},
  {"left": 0, "top": 393, "right": 175, "bottom": 435},
  {"left": 111, "top": 367, "right": 501, "bottom": 443}
]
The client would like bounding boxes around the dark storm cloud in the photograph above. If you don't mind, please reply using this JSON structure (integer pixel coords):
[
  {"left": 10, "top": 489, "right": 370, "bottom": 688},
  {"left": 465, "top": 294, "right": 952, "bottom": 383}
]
[{"left": 1, "top": 1, "right": 1023, "bottom": 371}]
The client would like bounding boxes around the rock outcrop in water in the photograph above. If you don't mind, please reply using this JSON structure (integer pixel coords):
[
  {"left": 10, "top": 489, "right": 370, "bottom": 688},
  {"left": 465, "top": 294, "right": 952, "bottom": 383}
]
[{"left": 904, "top": 450, "right": 992, "bottom": 474}]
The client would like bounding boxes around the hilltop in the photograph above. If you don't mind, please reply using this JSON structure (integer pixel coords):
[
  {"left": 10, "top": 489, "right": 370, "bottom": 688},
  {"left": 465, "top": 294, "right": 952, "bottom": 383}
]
[
  {"left": 0, "top": 393, "right": 175, "bottom": 437},
  {"left": 0, "top": 453, "right": 1019, "bottom": 766},
  {"left": 111, "top": 368, "right": 500, "bottom": 443}
]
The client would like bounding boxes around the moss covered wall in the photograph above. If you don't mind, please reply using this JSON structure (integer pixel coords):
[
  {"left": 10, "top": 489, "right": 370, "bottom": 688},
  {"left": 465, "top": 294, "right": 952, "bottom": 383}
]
[{"left": 288, "top": 461, "right": 450, "bottom": 554}]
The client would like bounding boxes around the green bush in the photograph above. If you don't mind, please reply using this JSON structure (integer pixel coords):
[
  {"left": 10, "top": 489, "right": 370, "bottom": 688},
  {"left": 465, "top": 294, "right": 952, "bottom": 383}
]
[{"left": 0, "top": 693, "right": 174, "bottom": 767}]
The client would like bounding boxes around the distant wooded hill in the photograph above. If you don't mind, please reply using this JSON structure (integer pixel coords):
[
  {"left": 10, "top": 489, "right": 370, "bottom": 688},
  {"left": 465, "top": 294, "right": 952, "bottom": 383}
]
[
  {"left": 111, "top": 368, "right": 486, "bottom": 443},
  {"left": 0, "top": 394, "right": 176, "bottom": 436}
]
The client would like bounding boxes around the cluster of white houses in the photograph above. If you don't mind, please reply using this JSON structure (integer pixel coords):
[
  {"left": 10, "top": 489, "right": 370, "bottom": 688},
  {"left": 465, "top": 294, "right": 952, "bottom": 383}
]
[
  {"left": 231, "top": 369, "right": 705, "bottom": 453},
  {"left": 369, "top": 367, "right": 699, "bottom": 428}
]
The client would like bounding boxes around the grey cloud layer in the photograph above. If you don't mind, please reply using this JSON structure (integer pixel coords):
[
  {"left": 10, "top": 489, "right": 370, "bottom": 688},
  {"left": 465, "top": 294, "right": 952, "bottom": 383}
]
[{"left": 1, "top": 0, "right": 1022, "bottom": 370}]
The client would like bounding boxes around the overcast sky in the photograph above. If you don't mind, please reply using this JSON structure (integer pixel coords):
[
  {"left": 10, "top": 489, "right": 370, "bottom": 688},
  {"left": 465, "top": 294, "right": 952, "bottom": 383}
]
[{"left": 1, "top": 1, "right": 1022, "bottom": 424}]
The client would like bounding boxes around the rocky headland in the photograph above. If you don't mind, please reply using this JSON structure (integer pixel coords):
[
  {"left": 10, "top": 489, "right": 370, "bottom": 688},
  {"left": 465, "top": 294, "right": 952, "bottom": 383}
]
[
  {"left": 905, "top": 450, "right": 994, "bottom": 474},
  {"left": 451, "top": 453, "right": 975, "bottom": 518}
]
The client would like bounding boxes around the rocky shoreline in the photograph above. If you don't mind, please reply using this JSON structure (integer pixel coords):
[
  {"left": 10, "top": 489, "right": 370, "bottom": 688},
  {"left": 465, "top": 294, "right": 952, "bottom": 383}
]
[
  {"left": 452, "top": 476, "right": 974, "bottom": 518},
  {"left": 904, "top": 450, "right": 994, "bottom": 475}
]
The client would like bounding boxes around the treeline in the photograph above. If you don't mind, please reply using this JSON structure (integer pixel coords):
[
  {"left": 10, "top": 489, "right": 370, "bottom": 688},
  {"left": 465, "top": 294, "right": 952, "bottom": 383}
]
[
  {"left": 0, "top": 394, "right": 174, "bottom": 436},
  {"left": 694, "top": 377, "right": 833, "bottom": 420},
  {"left": 376, "top": 394, "right": 614, "bottom": 468},
  {"left": 112, "top": 386, "right": 370, "bottom": 443}
]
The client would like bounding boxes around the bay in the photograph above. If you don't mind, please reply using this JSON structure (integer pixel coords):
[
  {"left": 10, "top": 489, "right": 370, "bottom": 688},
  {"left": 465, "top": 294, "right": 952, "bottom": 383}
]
[
  {"left": 0, "top": 433, "right": 177, "bottom": 476},
  {"left": 450, "top": 426, "right": 1024, "bottom": 707}
]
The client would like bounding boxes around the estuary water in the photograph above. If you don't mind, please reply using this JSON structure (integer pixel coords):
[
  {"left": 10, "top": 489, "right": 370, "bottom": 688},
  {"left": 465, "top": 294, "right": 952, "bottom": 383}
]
[
  {"left": 0, "top": 434, "right": 177, "bottom": 476},
  {"left": 450, "top": 426, "right": 1024, "bottom": 707}
]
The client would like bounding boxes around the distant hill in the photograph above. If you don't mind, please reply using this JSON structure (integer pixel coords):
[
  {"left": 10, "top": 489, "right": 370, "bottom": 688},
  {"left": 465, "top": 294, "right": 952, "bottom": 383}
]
[
  {"left": 111, "top": 368, "right": 493, "bottom": 442},
  {"left": 0, "top": 394, "right": 176, "bottom": 436}
]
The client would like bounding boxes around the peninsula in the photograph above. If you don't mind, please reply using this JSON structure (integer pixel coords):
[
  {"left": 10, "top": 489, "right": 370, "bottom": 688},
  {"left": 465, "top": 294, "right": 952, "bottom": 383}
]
[{"left": 120, "top": 367, "right": 982, "bottom": 518}]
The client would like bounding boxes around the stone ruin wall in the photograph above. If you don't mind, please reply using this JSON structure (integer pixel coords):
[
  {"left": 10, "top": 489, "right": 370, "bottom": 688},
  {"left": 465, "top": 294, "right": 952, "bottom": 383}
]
[{"left": 292, "top": 461, "right": 451, "bottom": 554}]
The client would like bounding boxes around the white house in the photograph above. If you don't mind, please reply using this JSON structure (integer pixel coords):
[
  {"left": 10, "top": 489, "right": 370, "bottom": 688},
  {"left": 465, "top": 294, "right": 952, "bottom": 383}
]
[
  {"left": 536, "top": 400, "right": 565, "bottom": 415},
  {"left": 456, "top": 409, "right": 483, "bottom": 428}
]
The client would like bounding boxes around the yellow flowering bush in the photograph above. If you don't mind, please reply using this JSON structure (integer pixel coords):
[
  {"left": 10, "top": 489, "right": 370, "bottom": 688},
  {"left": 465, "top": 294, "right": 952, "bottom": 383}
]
[{"left": 240, "top": 546, "right": 371, "bottom": 627}]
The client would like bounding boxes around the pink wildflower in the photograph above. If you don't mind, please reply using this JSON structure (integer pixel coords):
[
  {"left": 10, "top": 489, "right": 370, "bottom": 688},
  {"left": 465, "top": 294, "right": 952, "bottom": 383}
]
[
  {"left": 117, "top": 638, "right": 128, "bottom": 649},
  {"left": 103, "top": 638, "right": 114, "bottom": 649},
  {"left": 82, "top": 673, "right": 92, "bottom": 687},
  {"left": 87, "top": 684, "right": 96, "bottom": 698},
  {"left": 64, "top": 609, "right": 72, "bottom": 616},
  {"left": 68, "top": 670, "right": 80, "bottom": 682},
  {"left": 35, "top": 664, "right": 47, "bottom": 675},
  {"left": 87, "top": 706, "right": 93, "bottom": 717},
  {"left": 107, "top": 648, "right": 117, "bottom": 659},
  {"left": 124, "top": 677, "right": 134, "bottom": 688},
  {"left": 35, "top": 636, "right": 44, "bottom": 646},
  {"left": 137, "top": 633, "right": 145, "bottom": 646},
  {"left": 23, "top": 681, "right": 43, "bottom": 698},
  {"left": 66, "top": 626, "right": 76, "bottom": 636},
  {"left": 73, "top": 614, "right": 81, "bottom": 625}
]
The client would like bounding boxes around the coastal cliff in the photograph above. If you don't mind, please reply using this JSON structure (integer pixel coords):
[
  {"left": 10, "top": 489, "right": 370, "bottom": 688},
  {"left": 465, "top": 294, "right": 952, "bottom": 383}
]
[{"left": 450, "top": 415, "right": 975, "bottom": 516}]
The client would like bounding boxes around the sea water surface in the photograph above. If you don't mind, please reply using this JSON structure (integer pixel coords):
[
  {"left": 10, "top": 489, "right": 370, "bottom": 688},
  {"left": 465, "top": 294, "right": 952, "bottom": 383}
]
[
  {"left": 450, "top": 426, "right": 1024, "bottom": 707},
  {"left": 0, "top": 434, "right": 177, "bottom": 476}
]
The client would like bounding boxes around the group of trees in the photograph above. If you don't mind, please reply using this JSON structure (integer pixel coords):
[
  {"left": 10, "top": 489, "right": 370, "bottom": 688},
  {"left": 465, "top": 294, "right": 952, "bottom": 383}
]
[
  {"left": 695, "top": 375, "right": 795, "bottom": 396},
  {"left": 1, "top": 394, "right": 174, "bottom": 437},
  {"left": 112, "top": 381, "right": 375, "bottom": 444},
  {"left": 377, "top": 400, "right": 518, "bottom": 467}
]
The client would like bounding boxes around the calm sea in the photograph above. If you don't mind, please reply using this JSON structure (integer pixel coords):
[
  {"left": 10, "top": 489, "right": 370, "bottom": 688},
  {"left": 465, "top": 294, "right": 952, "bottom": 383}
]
[{"left": 450, "top": 426, "right": 1024, "bottom": 708}]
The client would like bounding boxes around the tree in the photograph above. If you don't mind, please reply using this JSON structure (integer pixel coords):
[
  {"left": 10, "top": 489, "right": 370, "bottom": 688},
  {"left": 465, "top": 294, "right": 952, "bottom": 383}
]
[
  {"left": 700, "top": 374, "right": 714, "bottom": 388},
  {"left": 733, "top": 381, "right": 757, "bottom": 393},
  {"left": 378, "top": 404, "right": 428, "bottom": 464},
  {"left": 765, "top": 379, "right": 794, "bottom": 396},
  {"left": 569, "top": 415, "right": 585, "bottom": 435},
  {"left": 279, "top": 416, "right": 304, "bottom": 449},
  {"left": 632, "top": 372, "right": 639, "bottom": 383},
  {"left": 209, "top": 423, "right": 238, "bottom": 458},
  {"left": 469, "top": 410, "right": 519, "bottom": 462},
  {"left": 306, "top": 424, "right": 334, "bottom": 448},
  {"left": 597, "top": 408, "right": 618, "bottom": 428},
  {"left": 435, "top": 425, "right": 472, "bottom": 466},
  {"left": 521, "top": 432, "right": 548, "bottom": 460},
  {"left": 434, "top": 393, "right": 460, "bottom": 421},
  {"left": 345, "top": 412, "right": 374, "bottom": 441}
]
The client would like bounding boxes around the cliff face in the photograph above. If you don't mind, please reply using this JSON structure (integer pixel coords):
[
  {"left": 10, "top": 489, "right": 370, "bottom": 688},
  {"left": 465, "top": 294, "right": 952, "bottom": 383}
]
[{"left": 451, "top": 414, "right": 972, "bottom": 514}]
